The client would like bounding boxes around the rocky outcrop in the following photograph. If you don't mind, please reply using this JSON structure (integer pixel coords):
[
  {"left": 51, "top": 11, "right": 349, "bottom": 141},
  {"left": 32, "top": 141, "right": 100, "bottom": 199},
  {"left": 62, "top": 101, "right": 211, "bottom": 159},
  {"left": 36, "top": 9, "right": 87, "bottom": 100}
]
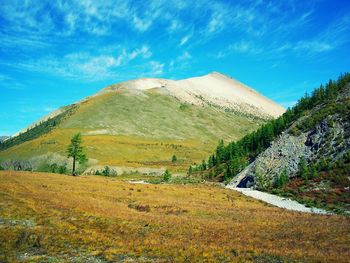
[{"left": 228, "top": 106, "right": 350, "bottom": 188}]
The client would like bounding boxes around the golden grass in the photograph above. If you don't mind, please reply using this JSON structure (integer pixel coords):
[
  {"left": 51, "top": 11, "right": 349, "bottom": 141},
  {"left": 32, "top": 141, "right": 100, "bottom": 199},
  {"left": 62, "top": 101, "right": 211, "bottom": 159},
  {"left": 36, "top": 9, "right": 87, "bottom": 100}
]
[
  {"left": 0, "top": 171, "right": 349, "bottom": 262},
  {"left": 0, "top": 128, "right": 211, "bottom": 171}
]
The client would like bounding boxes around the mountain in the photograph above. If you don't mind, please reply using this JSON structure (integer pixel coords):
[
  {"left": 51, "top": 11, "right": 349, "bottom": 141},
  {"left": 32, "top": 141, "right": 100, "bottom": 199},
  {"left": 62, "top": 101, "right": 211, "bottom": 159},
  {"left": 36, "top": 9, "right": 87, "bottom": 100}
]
[
  {"left": 201, "top": 73, "right": 350, "bottom": 213},
  {"left": 0, "top": 72, "right": 284, "bottom": 173}
]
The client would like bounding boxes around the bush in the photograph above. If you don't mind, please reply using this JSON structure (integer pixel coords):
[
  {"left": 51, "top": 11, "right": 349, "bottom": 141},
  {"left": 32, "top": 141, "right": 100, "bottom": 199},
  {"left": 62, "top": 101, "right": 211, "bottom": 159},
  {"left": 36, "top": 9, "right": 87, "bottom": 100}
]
[
  {"left": 276, "top": 168, "right": 288, "bottom": 188},
  {"left": 102, "top": 166, "right": 110, "bottom": 176},
  {"left": 50, "top": 164, "right": 59, "bottom": 173},
  {"left": 95, "top": 166, "right": 117, "bottom": 177},
  {"left": 58, "top": 165, "right": 67, "bottom": 174},
  {"left": 171, "top": 155, "right": 177, "bottom": 163},
  {"left": 299, "top": 157, "right": 309, "bottom": 180},
  {"left": 163, "top": 169, "right": 171, "bottom": 182},
  {"left": 289, "top": 126, "right": 302, "bottom": 136}
]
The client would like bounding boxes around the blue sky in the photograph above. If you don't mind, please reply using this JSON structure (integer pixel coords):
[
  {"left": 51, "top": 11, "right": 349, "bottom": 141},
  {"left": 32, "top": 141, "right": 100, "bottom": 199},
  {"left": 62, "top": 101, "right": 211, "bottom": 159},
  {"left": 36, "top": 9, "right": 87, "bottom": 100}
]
[{"left": 1, "top": 0, "right": 350, "bottom": 136}]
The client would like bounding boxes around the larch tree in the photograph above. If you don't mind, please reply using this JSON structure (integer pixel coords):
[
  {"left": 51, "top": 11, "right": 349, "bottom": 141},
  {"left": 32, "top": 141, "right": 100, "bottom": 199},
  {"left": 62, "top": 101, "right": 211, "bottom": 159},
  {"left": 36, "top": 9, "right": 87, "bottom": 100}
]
[{"left": 66, "top": 133, "right": 87, "bottom": 176}]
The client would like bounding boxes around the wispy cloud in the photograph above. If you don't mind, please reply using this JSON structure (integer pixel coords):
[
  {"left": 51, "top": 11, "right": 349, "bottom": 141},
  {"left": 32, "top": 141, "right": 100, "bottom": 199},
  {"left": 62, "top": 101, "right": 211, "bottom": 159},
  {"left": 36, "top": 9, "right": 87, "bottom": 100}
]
[
  {"left": 148, "top": 61, "right": 164, "bottom": 75},
  {"left": 0, "top": 74, "right": 26, "bottom": 90},
  {"left": 229, "top": 41, "right": 262, "bottom": 55},
  {"left": 179, "top": 34, "right": 191, "bottom": 46},
  {"left": 5, "top": 45, "right": 154, "bottom": 81}
]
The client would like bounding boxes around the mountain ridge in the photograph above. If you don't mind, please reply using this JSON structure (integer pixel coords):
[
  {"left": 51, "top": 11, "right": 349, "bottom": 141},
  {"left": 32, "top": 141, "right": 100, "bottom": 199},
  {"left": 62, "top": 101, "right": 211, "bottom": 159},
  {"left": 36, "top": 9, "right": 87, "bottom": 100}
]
[
  {"left": 0, "top": 72, "right": 284, "bottom": 173},
  {"left": 9, "top": 72, "right": 284, "bottom": 140}
]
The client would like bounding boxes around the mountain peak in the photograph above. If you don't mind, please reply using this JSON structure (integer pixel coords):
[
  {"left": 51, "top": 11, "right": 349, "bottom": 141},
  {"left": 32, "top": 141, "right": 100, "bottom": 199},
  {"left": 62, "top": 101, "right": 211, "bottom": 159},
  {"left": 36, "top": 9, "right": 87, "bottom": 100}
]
[
  {"left": 207, "top": 71, "right": 228, "bottom": 77},
  {"left": 95, "top": 72, "right": 284, "bottom": 118}
]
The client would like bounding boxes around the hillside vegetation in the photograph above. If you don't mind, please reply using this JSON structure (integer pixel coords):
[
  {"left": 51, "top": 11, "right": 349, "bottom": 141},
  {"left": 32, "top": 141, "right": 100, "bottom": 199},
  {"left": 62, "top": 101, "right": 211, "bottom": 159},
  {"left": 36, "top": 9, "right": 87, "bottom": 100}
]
[
  {"left": 1, "top": 171, "right": 349, "bottom": 262},
  {"left": 0, "top": 88, "right": 265, "bottom": 173},
  {"left": 196, "top": 73, "right": 350, "bottom": 213}
]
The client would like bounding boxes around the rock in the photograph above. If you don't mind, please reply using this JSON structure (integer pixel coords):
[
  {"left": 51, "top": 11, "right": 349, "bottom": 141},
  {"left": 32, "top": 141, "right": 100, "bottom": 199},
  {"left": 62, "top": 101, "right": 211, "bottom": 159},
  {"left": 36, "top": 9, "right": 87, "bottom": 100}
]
[{"left": 229, "top": 103, "right": 350, "bottom": 188}]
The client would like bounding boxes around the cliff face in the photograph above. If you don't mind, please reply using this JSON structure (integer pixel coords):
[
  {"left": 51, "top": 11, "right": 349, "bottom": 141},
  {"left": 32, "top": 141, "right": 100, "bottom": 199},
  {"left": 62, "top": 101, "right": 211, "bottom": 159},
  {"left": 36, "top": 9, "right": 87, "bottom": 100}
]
[{"left": 228, "top": 86, "right": 350, "bottom": 189}]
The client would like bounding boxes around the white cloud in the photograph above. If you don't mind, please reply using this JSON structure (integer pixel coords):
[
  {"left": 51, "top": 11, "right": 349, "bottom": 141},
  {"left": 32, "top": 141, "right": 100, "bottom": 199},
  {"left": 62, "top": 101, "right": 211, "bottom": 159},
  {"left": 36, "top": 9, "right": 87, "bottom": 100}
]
[
  {"left": 128, "top": 46, "right": 152, "bottom": 60},
  {"left": 207, "top": 13, "right": 225, "bottom": 33},
  {"left": 179, "top": 34, "right": 191, "bottom": 46},
  {"left": 229, "top": 41, "right": 262, "bottom": 54},
  {"left": 293, "top": 41, "right": 333, "bottom": 53},
  {"left": 148, "top": 61, "right": 164, "bottom": 75},
  {"left": 132, "top": 16, "right": 153, "bottom": 31}
]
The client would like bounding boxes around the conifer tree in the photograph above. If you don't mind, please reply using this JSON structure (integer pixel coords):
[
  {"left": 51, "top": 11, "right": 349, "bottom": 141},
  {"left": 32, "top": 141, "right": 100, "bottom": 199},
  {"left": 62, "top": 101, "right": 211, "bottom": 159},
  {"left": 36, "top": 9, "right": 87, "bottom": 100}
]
[
  {"left": 299, "top": 157, "right": 308, "bottom": 180},
  {"left": 66, "top": 133, "right": 87, "bottom": 176}
]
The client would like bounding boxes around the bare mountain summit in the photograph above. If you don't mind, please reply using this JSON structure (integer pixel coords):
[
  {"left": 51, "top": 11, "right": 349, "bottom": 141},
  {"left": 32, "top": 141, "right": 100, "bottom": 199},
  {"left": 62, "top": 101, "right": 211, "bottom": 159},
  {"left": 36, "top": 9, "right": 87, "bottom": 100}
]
[{"left": 98, "top": 72, "right": 285, "bottom": 118}]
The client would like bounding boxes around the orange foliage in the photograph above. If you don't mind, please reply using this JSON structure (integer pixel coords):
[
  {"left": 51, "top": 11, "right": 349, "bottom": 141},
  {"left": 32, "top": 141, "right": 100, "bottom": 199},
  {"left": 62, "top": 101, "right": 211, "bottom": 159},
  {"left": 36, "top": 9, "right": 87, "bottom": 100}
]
[{"left": 0, "top": 171, "right": 349, "bottom": 262}]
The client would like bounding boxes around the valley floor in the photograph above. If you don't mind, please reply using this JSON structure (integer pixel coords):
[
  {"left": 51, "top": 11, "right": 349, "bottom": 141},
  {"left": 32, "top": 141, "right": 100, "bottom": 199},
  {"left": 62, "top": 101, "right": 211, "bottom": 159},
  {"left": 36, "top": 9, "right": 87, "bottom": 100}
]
[{"left": 0, "top": 171, "right": 349, "bottom": 262}]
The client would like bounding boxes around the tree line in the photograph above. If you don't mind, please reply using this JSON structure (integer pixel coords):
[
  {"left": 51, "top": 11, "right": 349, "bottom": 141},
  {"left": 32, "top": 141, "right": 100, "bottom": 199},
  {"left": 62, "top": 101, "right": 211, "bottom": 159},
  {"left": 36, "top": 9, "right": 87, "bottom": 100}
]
[{"left": 189, "top": 72, "right": 350, "bottom": 182}]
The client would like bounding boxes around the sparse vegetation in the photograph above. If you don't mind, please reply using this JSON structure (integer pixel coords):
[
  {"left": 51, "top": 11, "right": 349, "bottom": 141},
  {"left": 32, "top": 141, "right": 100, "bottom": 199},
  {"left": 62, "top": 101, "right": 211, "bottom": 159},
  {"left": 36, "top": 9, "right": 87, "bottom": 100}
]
[
  {"left": 38, "top": 163, "right": 67, "bottom": 174},
  {"left": 95, "top": 166, "right": 117, "bottom": 177},
  {"left": 1, "top": 171, "right": 349, "bottom": 262},
  {"left": 276, "top": 153, "right": 350, "bottom": 214},
  {"left": 0, "top": 91, "right": 265, "bottom": 173},
  {"left": 162, "top": 169, "right": 171, "bottom": 182}
]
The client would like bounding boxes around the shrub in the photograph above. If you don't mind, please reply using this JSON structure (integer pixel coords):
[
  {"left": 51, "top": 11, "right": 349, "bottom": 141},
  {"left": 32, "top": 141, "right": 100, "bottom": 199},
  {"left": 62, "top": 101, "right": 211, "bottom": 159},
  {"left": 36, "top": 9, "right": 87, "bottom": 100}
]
[
  {"left": 163, "top": 169, "right": 171, "bottom": 182},
  {"left": 309, "top": 162, "right": 318, "bottom": 179},
  {"left": 58, "top": 165, "right": 67, "bottom": 174},
  {"left": 276, "top": 168, "right": 288, "bottom": 188},
  {"left": 171, "top": 155, "right": 177, "bottom": 163},
  {"left": 50, "top": 163, "right": 58, "bottom": 173},
  {"left": 299, "top": 157, "right": 308, "bottom": 180},
  {"left": 289, "top": 126, "right": 301, "bottom": 136},
  {"left": 102, "top": 166, "right": 110, "bottom": 176}
]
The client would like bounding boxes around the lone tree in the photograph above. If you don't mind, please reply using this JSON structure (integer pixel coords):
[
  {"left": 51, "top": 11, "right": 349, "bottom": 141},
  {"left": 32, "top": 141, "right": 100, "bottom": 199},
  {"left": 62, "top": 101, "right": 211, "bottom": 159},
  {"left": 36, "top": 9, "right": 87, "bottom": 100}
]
[
  {"left": 171, "top": 154, "right": 177, "bottom": 163},
  {"left": 66, "top": 133, "right": 87, "bottom": 176}
]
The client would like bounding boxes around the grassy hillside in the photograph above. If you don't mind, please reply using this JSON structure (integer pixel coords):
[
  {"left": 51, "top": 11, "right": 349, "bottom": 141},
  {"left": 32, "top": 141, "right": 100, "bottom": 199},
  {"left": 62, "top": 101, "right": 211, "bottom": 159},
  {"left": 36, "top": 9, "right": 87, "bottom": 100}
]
[
  {"left": 0, "top": 89, "right": 265, "bottom": 172},
  {"left": 1, "top": 171, "right": 349, "bottom": 262}
]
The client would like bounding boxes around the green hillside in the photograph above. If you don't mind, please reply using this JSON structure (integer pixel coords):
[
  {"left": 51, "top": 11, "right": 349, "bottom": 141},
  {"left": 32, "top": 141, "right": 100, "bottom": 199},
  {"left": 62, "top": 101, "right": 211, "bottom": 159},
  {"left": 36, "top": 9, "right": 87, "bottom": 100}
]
[{"left": 0, "top": 88, "right": 266, "bottom": 173}]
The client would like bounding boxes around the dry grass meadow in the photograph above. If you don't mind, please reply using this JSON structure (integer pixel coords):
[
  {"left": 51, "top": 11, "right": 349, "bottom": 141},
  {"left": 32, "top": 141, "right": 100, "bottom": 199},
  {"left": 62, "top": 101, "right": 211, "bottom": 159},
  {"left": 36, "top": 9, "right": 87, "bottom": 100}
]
[{"left": 0, "top": 171, "right": 349, "bottom": 262}]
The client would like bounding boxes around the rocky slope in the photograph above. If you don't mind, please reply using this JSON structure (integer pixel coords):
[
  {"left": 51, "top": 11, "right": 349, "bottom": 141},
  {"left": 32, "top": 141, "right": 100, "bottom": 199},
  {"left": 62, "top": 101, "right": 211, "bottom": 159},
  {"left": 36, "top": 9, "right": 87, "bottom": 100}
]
[
  {"left": 225, "top": 78, "right": 350, "bottom": 213},
  {"left": 228, "top": 86, "right": 350, "bottom": 188}
]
